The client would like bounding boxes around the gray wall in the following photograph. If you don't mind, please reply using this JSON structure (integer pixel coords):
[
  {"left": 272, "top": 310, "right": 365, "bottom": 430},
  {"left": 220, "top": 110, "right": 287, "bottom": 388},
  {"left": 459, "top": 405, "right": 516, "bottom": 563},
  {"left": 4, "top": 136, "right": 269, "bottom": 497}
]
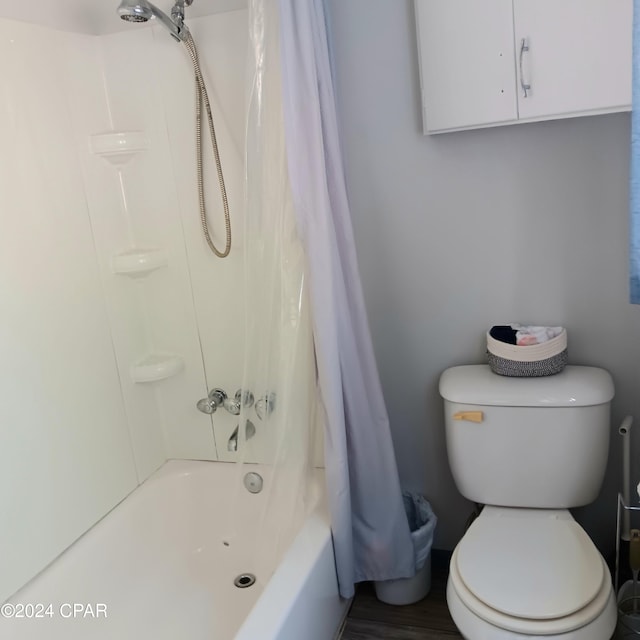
[{"left": 327, "top": 0, "right": 640, "bottom": 555}]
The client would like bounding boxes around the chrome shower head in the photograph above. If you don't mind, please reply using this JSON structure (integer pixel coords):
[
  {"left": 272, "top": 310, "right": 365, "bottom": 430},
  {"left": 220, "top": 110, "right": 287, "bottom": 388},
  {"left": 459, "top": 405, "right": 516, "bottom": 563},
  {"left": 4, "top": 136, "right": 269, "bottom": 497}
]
[
  {"left": 117, "top": 0, "right": 189, "bottom": 41},
  {"left": 118, "top": 0, "right": 153, "bottom": 22}
]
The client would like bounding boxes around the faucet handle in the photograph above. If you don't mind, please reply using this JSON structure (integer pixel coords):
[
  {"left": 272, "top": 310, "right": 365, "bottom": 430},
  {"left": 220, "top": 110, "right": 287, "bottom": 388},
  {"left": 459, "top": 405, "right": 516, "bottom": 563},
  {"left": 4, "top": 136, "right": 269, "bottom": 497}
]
[
  {"left": 196, "top": 388, "right": 227, "bottom": 414},
  {"left": 223, "top": 389, "right": 255, "bottom": 415},
  {"left": 197, "top": 388, "right": 257, "bottom": 416},
  {"left": 222, "top": 396, "right": 241, "bottom": 415},
  {"left": 196, "top": 397, "right": 215, "bottom": 414},
  {"left": 237, "top": 389, "right": 255, "bottom": 408},
  {"left": 254, "top": 392, "right": 276, "bottom": 420}
]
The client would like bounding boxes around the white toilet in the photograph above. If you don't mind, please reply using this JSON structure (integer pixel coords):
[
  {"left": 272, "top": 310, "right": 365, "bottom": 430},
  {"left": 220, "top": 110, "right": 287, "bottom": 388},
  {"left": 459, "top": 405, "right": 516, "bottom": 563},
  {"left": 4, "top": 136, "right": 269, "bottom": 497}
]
[{"left": 439, "top": 365, "right": 617, "bottom": 640}]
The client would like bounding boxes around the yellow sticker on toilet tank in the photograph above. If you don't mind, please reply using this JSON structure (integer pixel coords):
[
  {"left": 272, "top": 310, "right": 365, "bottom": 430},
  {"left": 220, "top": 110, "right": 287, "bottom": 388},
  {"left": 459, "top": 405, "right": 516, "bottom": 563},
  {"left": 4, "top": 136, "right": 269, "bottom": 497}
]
[{"left": 453, "top": 411, "right": 484, "bottom": 423}]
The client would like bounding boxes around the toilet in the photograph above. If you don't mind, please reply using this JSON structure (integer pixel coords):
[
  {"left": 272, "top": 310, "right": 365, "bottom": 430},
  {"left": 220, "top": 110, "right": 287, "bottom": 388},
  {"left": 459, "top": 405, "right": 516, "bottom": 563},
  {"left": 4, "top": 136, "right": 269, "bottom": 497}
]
[{"left": 439, "top": 365, "right": 617, "bottom": 640}]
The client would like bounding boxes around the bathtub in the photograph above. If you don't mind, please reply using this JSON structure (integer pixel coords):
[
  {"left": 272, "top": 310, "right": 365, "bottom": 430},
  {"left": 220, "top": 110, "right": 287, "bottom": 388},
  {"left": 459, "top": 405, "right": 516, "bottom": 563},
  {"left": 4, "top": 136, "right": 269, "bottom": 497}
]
[{"left": 0, "top": 460, "right": 350, "bottom": 640}]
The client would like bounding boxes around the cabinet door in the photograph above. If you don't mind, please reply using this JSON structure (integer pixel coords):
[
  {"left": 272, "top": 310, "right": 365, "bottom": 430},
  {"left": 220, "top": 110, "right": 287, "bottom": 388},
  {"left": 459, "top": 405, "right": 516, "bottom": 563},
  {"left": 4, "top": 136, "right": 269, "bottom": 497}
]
[
  {"left": 415, "top": 0, "right": 518, "bottom": 133},
  {"left": 513, "top": 0, "right": 632, "bottom": 121}
]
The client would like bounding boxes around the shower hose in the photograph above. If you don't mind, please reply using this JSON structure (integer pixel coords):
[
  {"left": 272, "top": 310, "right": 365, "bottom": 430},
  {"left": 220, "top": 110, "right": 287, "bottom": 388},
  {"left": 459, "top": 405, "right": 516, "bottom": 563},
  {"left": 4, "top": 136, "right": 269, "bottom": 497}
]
[{"left": 183, "top": 33, "right": 232, "bottom": 258}]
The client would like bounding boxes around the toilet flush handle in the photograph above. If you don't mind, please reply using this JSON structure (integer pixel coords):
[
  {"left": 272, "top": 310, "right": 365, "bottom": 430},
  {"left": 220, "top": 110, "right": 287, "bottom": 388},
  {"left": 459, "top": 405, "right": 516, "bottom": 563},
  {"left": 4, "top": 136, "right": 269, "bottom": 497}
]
[{"left": 453, "top": 411, "right": 484, "bottom": 423}]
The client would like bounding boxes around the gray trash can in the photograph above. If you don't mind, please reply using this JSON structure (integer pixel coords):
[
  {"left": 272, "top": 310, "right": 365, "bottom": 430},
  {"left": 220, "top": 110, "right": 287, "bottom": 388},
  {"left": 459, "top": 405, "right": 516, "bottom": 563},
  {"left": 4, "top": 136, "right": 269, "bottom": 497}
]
[
  {"left": 616, "top": 580, "right": 640, "bottom": 638},
  {"left": 374, "top": 492, "right": 437, "bottom": 605}
]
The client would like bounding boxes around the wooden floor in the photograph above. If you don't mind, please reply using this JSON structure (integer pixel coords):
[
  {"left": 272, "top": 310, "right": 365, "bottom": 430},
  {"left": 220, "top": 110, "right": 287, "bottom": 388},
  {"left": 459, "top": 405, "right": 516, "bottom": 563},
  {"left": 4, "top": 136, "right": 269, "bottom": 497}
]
[{"left": 340, "top": 551, "right": 463, "bottom": 639}]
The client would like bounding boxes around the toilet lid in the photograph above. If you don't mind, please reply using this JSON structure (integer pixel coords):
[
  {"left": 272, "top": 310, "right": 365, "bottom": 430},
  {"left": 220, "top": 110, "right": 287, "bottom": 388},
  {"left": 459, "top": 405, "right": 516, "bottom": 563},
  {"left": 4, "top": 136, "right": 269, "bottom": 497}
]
[{"left": 455, "top": 508, "right": 604, "bottom": 620}]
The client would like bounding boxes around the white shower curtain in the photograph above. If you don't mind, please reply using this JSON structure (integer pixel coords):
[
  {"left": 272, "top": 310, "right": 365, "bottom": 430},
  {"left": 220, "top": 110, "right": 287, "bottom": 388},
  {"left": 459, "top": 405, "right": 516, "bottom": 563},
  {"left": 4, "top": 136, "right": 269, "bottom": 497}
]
[{"left": 276, "top": 0, "right": 415, "bottom": 598}]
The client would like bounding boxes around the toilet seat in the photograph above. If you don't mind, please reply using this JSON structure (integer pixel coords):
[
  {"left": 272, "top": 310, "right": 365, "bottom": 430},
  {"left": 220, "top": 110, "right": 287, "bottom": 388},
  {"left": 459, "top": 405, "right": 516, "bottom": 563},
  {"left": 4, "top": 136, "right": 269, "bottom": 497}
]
[
  {"left": 449, "top": 507, "right": 613, "bottom": 635},
  {"left": 447, "top": 576, "right": 617, "bottom": 640}
]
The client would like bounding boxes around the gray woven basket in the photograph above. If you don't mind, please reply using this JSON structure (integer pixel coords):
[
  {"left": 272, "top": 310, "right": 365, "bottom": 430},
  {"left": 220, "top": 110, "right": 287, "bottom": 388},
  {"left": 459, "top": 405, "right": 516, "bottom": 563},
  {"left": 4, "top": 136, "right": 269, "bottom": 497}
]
[{"left": 486, "top": 349, "right": 568, "bottom": 377}]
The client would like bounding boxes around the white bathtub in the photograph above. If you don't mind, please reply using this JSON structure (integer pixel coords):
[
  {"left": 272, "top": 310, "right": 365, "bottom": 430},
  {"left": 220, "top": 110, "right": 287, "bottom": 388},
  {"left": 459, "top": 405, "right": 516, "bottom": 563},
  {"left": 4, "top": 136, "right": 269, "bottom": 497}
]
[{"left": 0, "top": 460, "right": 349, "bottom": 640}]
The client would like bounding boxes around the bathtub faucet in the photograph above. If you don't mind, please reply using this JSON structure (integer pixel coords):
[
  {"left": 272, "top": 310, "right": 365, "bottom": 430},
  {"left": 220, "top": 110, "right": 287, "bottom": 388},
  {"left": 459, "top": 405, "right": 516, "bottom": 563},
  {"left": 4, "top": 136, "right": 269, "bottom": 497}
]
[
  {"left": 228, "top": 420, "right": 256, "bottom": 452},
  {"left": 196, "top": 388, "right": 255, "bottom": 415}
]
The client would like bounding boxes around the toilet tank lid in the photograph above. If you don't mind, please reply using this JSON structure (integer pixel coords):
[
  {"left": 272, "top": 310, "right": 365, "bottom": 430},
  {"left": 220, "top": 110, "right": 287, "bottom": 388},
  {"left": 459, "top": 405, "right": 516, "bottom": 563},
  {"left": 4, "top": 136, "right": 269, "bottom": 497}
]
[{"left": 439, "top": 365, "right": 614, "bottom": 407}]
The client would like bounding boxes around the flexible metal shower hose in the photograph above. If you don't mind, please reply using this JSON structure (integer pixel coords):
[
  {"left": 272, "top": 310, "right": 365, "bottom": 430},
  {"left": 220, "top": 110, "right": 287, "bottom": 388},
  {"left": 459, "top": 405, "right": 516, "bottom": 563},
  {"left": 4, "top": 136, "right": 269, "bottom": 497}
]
[{"left": 183, "top": 33, "right": 231, "bottom": 258}]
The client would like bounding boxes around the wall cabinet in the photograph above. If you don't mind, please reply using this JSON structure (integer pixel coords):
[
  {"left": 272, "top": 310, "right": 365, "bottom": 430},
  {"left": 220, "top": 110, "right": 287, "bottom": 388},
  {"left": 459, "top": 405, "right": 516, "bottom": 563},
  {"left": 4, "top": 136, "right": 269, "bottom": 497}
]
[{"left": 415, "top": 0, "right": 632, "bottom": 134}]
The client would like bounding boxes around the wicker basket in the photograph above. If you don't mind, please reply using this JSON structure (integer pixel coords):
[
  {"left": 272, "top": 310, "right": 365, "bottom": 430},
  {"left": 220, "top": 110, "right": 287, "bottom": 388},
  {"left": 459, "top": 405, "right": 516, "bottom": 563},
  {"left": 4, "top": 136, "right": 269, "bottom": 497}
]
[{"left": 486, "top": 329, "right": 568, "bottom": 377}]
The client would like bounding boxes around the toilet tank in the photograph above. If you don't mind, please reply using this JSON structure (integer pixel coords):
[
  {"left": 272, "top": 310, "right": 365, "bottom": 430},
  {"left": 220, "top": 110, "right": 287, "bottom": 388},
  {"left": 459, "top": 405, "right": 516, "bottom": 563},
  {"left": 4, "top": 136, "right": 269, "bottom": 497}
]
[{"left": 439, "top": 365, "right": 614, "bottom": 509}]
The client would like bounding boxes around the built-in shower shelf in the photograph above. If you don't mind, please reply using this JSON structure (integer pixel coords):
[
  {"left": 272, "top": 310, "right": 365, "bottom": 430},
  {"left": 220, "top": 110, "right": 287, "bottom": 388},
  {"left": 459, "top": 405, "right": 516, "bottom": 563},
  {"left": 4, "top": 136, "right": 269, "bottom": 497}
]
[
  {"left": 112, "top": 249, "right": 168, "bottom": 278},
  {"left": 130, "top": 354, "right": 184, "bottom": 383},
  {"left": 90, "top": 131, "right": 147, "bottom": 166}
]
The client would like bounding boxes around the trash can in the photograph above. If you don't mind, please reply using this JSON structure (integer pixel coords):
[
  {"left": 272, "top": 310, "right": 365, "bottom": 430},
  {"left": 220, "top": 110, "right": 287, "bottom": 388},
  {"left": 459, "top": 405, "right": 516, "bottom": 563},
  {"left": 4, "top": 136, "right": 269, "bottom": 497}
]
[
  {"left": 616, "top": 580, "right": 640, "bottom": 638},
  {"left": 374, "top": 492, "right": 437, "bottom": 605}
]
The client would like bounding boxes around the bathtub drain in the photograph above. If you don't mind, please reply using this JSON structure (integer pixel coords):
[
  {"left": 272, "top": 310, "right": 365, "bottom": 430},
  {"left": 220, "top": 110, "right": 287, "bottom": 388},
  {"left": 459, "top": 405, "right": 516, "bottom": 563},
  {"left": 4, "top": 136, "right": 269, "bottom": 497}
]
[{"left": 234, "top": 573, "right": 256, "bottom": 589}]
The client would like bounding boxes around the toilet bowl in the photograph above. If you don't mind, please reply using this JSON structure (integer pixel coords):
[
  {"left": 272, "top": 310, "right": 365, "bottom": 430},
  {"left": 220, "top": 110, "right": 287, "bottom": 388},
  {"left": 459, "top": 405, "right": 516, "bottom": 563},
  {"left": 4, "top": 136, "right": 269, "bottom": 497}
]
[
  {"left": 438, "top": 365, "right": 617, "bottom": 640},
  {"left": 446, "top": 507, "right": 616, "bottom": 639}
]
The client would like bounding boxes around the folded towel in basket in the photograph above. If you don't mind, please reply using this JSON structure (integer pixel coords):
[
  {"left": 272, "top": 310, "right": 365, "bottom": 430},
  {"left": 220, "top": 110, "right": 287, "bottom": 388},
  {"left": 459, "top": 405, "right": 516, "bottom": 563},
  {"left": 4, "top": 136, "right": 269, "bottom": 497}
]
[
  {"left": 512, "top": 324, "right": 564, "bottom": 346},
  {"left": 489, "top": 325, "right": 564, "bottom": 347}
]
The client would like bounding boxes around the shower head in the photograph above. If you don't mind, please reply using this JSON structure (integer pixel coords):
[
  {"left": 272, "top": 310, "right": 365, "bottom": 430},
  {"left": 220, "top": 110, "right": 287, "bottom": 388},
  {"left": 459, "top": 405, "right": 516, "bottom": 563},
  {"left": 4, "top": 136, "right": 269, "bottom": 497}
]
[
  {"left": 117, "top": 0, "right": 189, "bottom": 41},
  {"left": 118, "top": 0, "right": 153, "bottom": 22}
]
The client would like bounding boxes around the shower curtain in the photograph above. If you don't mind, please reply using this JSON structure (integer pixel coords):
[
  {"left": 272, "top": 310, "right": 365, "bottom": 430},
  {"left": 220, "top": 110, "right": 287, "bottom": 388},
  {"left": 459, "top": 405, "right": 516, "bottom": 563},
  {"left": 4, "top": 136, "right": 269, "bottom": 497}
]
[
  {"left": 273, "top": 0, "right": 415, "bottom": 598},
  {"left": 631, "top": 0, "right": 640, "bottom": 303}
]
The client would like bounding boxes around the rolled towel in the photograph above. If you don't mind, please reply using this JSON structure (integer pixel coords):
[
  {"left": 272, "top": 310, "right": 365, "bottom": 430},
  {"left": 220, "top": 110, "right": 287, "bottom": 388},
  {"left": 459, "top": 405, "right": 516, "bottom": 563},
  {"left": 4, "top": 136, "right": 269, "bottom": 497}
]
[{"left": 489, "top": 325, "right": 517, "bottom": 345}]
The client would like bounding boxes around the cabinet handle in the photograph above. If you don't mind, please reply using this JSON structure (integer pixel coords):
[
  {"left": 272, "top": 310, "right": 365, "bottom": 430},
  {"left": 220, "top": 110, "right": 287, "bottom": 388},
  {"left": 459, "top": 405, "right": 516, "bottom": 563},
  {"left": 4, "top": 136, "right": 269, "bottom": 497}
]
[{"left": 519, "top": 38, "right": 531, "bottom": 98}]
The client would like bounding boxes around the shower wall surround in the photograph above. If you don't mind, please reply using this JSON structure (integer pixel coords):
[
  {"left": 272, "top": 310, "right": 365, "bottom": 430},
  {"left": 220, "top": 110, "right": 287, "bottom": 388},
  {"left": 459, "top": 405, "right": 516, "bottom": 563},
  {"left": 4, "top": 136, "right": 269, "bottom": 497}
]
[
  {"left": 0, "top": 8, "right": 266, "bottom": 604},
  {"left": 69, "top": 23, "right": 223, "bottom": 470},
  {"left": 0, "top": 19, "right": 138, "bottom": 604}
]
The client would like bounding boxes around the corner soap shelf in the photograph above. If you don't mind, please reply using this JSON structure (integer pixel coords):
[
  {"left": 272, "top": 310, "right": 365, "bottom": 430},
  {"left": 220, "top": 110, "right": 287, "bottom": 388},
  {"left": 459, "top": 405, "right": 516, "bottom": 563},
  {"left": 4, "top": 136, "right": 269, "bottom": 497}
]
[
  {"left": 112, "top": 249, "right": 168, "bottom": 278},
  {"left": 90, "top": 131, "right": 147, "bottom": 166},
  {"left": 130, "top": 354, "right": 184, "bottom": 383},
  {"left": 91, "top": 131, "right": 181, "bottom": 386},
  {"left": 90, "top": 131, "right": 168, "bottom": 279}
]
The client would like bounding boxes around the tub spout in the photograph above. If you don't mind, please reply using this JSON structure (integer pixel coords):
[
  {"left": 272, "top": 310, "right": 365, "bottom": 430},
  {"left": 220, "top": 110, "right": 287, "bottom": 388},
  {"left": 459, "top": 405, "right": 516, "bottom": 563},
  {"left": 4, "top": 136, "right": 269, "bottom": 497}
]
[{"left": 227, "top": 419, "right": 256, "bottom": 452}]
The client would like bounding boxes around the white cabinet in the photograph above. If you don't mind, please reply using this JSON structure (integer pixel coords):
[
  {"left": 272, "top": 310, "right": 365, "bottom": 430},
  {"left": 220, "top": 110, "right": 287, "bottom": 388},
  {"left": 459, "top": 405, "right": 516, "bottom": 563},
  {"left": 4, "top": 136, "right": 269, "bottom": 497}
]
[
  {"left": 513, "top": 0, "right": 632, "bottom": 121},
  {"left": 415, "top": 0, "right": 632, "bottom": 134}
]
